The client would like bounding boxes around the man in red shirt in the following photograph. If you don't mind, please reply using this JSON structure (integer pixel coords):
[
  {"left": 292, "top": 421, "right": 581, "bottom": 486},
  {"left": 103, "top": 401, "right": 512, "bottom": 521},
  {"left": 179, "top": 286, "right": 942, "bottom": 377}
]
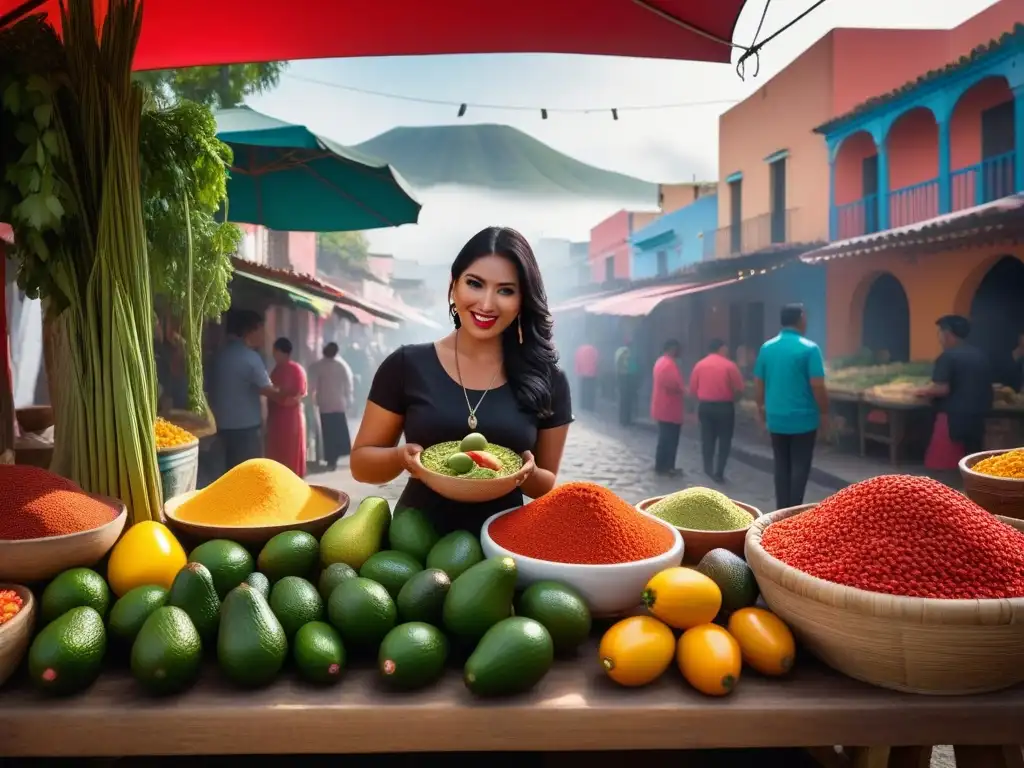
[
  {"left": 650, "top": 339, "right": 685, "bottom": 476},
  {"left": 574, "top": 342, "right": 599, "bottom": 412},
  {"left": 690, "top": 338, "right": 744, "bottom": 482}
]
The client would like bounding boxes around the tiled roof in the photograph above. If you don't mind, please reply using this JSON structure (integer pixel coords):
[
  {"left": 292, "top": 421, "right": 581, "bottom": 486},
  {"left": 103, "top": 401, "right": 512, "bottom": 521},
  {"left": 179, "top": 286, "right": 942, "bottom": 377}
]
[
  {"left": 230, "top": 257, "right": 403, "bottom": 323},
  {"left": 801, "top": 194, "right": 1024, "bottom": 263},
  {"left": 815, "top": 23, "right": 1024, "bottom": 135}
]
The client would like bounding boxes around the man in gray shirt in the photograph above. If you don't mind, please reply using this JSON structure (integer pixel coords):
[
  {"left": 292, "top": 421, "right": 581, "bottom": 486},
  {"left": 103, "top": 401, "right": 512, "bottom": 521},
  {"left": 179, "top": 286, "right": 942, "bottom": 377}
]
[{"left": 209, "top": 310, "right": 281, "bottom": 471}]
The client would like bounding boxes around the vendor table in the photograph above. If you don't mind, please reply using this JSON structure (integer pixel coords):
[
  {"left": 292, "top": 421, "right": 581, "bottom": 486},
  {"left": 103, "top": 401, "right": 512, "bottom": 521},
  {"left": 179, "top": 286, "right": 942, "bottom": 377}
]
[{"left": 2, "top": 651, "right": 1022, "bottom": 766}]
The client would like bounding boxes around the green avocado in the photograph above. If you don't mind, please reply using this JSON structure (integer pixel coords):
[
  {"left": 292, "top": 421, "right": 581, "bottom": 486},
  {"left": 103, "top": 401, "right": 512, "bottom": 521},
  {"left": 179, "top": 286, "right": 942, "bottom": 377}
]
[
  {"left": 130, "top": 606, "right": 203, "bottom": 695},
  {"left": 28, "top": 606, "right": 107, "bottom": 695},
  {"left": 217, "top": 583, "right": 288, "bottom": 687},
  {"left": 442, "top": 556, "right": 517, "bottom": 643},
  {"left": 464, "top": 616, "right": 554, "bottom": 697}
]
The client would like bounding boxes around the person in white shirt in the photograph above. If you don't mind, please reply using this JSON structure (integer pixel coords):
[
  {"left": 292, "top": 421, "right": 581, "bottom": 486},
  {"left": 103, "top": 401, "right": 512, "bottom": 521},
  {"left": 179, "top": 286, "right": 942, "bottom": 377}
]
[{"left": 308, "top": 342, "right": 354, "bottom": 471}]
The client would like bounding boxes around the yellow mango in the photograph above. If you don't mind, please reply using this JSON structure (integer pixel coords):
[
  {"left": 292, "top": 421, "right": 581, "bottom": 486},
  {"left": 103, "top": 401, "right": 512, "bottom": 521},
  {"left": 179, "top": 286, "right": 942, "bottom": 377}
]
[{"left": 107, "top": 521, "right": 187, "bottom": 597}]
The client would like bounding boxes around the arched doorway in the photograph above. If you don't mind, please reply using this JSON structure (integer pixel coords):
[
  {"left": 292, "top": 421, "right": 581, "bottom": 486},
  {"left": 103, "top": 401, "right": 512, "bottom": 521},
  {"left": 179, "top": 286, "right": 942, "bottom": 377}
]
[
  {"left": 861, "top": 273, "right": 910, "bottom": 363},
  {"left": 970, "top": 256, "right": 1024, "bottom": 386}
]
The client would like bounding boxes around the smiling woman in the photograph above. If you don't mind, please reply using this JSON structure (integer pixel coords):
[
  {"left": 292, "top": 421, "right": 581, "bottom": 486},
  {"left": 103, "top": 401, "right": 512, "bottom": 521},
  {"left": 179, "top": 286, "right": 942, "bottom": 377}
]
[{"left": 350, "top": 226, "right": 574, "bottom": 535}]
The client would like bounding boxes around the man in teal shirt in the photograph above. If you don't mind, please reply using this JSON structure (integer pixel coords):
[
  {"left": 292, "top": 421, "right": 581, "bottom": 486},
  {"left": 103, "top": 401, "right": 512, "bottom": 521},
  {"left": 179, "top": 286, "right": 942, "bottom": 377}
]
[{"left": 754, "top": 304, "right": 828, "bottom": 509}]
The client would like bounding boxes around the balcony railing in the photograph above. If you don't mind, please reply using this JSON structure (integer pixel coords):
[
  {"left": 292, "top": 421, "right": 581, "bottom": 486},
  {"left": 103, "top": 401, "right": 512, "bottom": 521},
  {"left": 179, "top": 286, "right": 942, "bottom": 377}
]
[
  {"left": 831, "top": 150, "right": 1019, "bottom": 240},
  {"left": 703, "top": 209, "right": 796, "bottom": 260}
]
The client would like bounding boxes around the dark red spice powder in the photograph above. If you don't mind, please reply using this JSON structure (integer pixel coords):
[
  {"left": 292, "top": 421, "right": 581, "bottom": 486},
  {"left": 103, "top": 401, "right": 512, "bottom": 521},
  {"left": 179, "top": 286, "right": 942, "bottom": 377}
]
[
  {"left": 0, "top": 465, "right": 117, "bottom": 541},
  {"left": 489, "top": 481, "right": 675, "bottom": 564},
  {"left": 761, "top": 474, "right": 1024, "bottom": 599}
]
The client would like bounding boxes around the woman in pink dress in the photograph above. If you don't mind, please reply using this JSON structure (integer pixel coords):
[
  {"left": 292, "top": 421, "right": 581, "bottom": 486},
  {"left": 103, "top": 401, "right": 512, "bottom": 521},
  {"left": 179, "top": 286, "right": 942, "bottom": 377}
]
[{"left": 266, "top": 337, "right": 308, "bottom": 477}]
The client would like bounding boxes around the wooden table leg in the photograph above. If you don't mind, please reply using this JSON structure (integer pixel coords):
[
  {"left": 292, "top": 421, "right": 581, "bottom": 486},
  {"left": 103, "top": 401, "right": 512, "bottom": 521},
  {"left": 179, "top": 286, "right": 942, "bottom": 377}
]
[
  {"left": 954, "top": 745, "right": 1024, "bottom": 768},
  {"left": 859, "top": 403, "right": 867, "bottom": 458},
  {"left": 890, "top": 410, "right": 904, "bottom": 466}
]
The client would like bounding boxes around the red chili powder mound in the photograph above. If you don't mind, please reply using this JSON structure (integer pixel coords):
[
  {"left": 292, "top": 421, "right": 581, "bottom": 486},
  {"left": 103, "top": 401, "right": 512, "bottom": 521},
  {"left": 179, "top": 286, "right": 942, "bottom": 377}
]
[
  {"left": 489, "top": 481, "right": 675, "bottom": 564},
  {"left": 760, "top": 474, "right": 1024, "bottom": 599},
  {"left": 0, "top": 465, "right": 118, "bottom": 541}
]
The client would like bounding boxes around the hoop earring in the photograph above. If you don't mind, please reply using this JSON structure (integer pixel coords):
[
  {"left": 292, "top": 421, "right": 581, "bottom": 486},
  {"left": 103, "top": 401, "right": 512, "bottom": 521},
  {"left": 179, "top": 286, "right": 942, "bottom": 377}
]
[
  {"left": 449, "top": 303, "right": 461, "bottom": 329},
  {"left": 518, "top": 316, "right": 524, "bottom": 345}
]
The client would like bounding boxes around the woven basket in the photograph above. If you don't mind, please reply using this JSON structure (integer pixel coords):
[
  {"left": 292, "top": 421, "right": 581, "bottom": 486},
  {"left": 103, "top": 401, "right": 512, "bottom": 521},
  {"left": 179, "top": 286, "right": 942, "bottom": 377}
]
[
  {"left": 745, "top": 504, "right": 1024, "bottom": 695},
  {"left": 960, "top": 449, "right": 1024, "bottom": 520}
]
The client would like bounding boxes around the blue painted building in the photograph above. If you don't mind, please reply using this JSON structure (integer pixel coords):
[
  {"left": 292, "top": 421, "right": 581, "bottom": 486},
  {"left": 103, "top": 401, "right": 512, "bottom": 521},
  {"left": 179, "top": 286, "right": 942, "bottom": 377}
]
[
  {"left": 629, "top": 194, "right": 718, "bottom": 280},
  {"left": 817, "top": 24, "right": 1024, "bottom": 240}
]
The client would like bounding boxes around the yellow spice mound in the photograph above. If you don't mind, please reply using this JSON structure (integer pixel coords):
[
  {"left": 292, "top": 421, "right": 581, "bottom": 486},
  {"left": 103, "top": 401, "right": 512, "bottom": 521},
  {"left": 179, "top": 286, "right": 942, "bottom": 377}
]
[{"left": 175, "top": 458, "right": 337, "bottom": 526}]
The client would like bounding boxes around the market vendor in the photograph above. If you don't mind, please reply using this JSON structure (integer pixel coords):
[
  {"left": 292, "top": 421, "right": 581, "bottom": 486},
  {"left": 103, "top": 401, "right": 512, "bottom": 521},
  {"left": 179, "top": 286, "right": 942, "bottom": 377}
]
[
  {"left": 919, "top": 315, "right": 993, "bottom": 462},
  {"left": 350, "top": 226, "right": 573, "bottom": 535},
  {"left": 208, "top": 310, "right": 295, "bottom": 472}
]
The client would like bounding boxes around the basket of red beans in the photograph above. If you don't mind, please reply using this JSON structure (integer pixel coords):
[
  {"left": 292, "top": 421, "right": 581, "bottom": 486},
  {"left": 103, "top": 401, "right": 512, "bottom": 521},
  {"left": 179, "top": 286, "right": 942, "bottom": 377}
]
[{"left": 744, "top": 474, "right": 1024, "bottom": 695}]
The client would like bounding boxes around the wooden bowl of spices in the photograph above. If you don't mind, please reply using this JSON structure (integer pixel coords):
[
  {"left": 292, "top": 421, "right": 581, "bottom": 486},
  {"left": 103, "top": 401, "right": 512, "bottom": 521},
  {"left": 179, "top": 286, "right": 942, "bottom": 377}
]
[
  {"left": 745, "top": 494, "right": 1024, "bottom": 695},
  {"left": 0, "top": 464, "right": 129, "bottom": 582},
  {"left": 637, "top": 492, "right": 761, "bottom": 565},
  {"left": 164, "top": 485, "right": 350, "bottom": 546},
  {"left": 0, "top": 584, "right": 35, "bottom": 688},
  {"left": 959, "top": 448, "right": 1024, "bottom": 520},
  {"left": 413, "top": 445, "right": 532, "bottom": 505}
]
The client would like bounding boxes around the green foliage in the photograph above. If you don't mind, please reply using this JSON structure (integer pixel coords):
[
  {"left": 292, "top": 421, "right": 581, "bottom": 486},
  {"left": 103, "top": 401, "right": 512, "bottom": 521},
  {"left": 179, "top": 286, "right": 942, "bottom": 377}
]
[
  {"left": 139, "top": 97, "right": 239, "bottom": 412},
  {"left": 135, "top": 63, "right": 286, "bottom": 109},
  {"left": 317, "top": 230, "right": 369, "bottom": 273},
  {"left": 0, "top": 16, "right": 78, "bottom": 309}
]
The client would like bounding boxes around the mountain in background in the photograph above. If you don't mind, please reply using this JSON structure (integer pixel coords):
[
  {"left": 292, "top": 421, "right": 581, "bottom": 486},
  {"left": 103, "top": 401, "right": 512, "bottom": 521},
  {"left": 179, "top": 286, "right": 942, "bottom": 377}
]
[{"left": 354, "top": 123, "right": 658, "bottom": 202}]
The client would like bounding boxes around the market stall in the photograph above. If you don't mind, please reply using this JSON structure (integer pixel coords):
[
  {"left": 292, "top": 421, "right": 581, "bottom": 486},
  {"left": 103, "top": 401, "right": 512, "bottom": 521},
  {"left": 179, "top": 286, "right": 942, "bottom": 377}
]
[{"left": 2, "top": 447, "right": 1023, "bottom": 767}]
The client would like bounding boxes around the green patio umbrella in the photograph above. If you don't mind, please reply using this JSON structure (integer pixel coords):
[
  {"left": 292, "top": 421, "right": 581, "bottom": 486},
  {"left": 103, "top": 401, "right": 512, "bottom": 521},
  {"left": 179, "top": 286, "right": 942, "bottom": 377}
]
[{"left": 214, "top": 106, "right": 421, "bottom": 232}]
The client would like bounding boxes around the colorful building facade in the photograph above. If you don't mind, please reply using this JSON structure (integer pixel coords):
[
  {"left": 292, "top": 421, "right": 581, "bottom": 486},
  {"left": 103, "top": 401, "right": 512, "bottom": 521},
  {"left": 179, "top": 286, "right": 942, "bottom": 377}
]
[
  {"left": 630, "top": 194, "right": 718, "bottom": 280},
  {"left": 813, "top": 4, "right": 1024, "bottom": 370},
  {"left": 588, "top": 209, "right": 657, "bottom": 283}
]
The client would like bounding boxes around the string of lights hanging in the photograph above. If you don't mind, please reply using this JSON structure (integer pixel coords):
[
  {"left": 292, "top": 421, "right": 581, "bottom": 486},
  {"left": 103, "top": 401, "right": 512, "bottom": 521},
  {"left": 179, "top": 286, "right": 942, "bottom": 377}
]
[{"left": 281, "top": 0, "right": 831, "bottom": 121}]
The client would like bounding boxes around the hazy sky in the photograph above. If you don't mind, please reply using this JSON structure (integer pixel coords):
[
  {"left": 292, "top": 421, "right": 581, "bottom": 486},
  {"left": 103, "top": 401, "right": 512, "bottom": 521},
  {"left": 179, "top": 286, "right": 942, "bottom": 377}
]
[{"left": 245, "top": 0, "right": 1000, "bottom": 260}]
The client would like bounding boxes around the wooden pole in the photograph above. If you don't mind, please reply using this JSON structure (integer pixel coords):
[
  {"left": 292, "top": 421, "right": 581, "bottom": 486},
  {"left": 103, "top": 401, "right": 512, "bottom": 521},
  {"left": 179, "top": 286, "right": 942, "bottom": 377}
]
[{"left": 0, "top": 246, "right": 14, "bottom": 464}]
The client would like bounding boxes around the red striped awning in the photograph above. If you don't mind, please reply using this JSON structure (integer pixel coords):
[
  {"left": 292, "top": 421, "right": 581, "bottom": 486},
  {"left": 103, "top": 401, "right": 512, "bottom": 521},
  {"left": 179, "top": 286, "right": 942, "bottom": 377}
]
[{"left": 587, "top": 279, "right": 739, "bottom": 317}]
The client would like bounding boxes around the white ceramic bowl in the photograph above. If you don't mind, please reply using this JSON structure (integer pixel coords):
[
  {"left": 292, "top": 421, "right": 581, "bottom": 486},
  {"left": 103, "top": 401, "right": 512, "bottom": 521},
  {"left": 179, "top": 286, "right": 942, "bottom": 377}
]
[{"left": 480, "top": 508, "right": 684, "bottom": 617}]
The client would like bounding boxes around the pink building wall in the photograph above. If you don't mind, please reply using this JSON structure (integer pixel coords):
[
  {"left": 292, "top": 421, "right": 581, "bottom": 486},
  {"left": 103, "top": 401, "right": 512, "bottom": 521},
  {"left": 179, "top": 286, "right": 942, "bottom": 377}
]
[
  {"left": 286, "top": 231, "right": 317, "bottom": 275},
  {"left": 718, "top": 0, "right": 1024, "bottom": 248},
  {"left": 588, "top": 210, "right": 656, "bottom": 282}
]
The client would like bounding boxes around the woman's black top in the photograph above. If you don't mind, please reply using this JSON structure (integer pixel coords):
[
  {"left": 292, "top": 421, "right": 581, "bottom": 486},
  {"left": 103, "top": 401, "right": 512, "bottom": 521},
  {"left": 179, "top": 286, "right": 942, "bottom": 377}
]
[{"left": 368, "top": 342, "right": 574, "bottom": 536}]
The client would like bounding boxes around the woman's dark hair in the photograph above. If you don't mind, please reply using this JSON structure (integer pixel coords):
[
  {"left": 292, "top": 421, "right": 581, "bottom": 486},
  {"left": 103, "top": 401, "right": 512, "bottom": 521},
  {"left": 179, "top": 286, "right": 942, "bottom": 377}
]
[
  {"left": 273, "top": 337, "right": 293, "bottom": 355},
  {"left": 450, "top": 226, "right": 558, "bottom": 417},
  {"left": 323, "top": 342, "right": 339, "bottom": 357}
]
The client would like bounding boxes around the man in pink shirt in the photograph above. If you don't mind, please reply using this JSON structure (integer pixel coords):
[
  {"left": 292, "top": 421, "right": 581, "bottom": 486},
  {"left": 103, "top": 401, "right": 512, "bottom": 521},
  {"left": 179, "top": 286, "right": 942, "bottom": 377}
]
[
  {"left": 690, "top": 338, "right": 744, "bottom": 482},
  {"left": 574, "top": 342, "right": 599, "bottom": 412},
  {"left": 650, "top": 339, "right": 685, "bottom": 476}
]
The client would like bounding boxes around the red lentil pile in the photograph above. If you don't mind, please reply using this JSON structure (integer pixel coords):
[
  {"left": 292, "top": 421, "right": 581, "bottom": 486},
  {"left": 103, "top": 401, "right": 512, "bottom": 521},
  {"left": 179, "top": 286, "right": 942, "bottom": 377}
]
[
  {"left": 0, "top": 465, "right": 118, "bottom": 541},
  {"left": 0, "top": 589, "right": 24, "bottom": 626},
  {"left": 761, "top": 475, "right": 1024, "bottom": 599},
  {"left": 489, "top": 481, "right": 676, "bottom": 564}
]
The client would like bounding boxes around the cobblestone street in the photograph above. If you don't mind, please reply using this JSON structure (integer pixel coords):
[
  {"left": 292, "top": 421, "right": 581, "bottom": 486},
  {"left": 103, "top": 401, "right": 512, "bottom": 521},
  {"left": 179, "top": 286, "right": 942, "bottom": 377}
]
[{"left": 312, "top": 410, "right": 834, "bottom": 512}]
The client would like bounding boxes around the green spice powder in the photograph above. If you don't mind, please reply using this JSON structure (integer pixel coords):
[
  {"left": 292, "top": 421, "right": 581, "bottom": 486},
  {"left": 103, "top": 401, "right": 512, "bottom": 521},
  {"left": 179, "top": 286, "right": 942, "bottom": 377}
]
[
  {"left": 420, "top": 441, "right": 523, "bottom": 478},
  {"left": 647, "top": 487, "right": 752, "bottom": 531}
]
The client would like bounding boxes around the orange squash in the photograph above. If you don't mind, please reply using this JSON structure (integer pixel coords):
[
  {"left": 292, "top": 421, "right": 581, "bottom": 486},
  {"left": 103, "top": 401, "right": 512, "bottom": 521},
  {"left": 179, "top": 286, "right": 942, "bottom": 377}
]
[
  {"left": 676, "top": 623, "right": 742, "bottom": 696},
  {"left": 599, "top": 616, "right": 676, "bottom": 687},
  {"left": 727, "top": 607, "right": 796, "bottom": 676}
]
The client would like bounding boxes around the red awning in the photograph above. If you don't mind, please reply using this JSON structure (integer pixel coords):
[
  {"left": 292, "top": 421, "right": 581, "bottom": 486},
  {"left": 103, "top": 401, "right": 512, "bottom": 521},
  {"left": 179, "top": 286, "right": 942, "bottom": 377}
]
[
  {"left": 0, "top": 1, "right": 749, "bottom": 70},
  {"left": 337, "top": 303, "right": 398, "bottom": 329},
  {"left": 587, "top": 279, "right": 739, "bottom": 317},
  {"left": 550, "top": 290, "right": 620, "bottom": 313}
]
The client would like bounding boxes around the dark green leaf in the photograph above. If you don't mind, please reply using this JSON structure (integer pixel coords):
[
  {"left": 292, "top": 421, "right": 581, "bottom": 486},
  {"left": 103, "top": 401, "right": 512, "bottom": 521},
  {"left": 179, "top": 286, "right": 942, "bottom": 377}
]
[{"left": 32, "top": 102, "right": 52, "bottom": 128}]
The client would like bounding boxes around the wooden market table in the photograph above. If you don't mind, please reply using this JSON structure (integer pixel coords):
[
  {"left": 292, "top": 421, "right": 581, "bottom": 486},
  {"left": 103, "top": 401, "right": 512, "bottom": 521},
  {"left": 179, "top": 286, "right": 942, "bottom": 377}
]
[{"left": 2, "top": 650, "right": 1022, "bottom": 767}]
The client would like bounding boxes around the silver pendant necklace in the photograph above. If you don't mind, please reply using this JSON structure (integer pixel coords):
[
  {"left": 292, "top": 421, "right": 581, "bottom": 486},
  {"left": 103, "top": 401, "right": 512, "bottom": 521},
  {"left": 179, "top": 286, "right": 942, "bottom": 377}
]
[{"left": 454, "top": 332, "right": 500, "bottom": 430}]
